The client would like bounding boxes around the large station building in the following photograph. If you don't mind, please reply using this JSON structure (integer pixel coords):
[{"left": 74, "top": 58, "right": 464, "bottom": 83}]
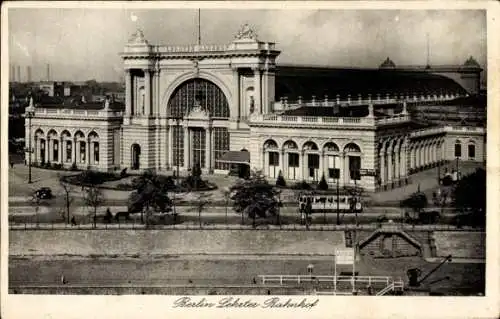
[{"left": 24, "top": 24, "right": 486, "bottom": 191}]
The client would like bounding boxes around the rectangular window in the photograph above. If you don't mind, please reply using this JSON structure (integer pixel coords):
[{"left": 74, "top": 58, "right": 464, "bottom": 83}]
[
  {"left": 214, "top": 127, "right": 230, "bottom": 170},
  {"left": 94, "top": 143, "right": 99, "bottom": 163},
  {"left": 172, "top": 126, "right": 184, "bottom": 167},
  {"left": 80, "top": 142, "right": 86, "bottom": 163},
  {"left": 329, "top": 168, "right": 340, "bottom": 179},
  {"left": 454, "top": 143, "right": 462, "bottom": 158},
  {"left": 192, "top": 129, "right": 206, "bottom": 168},
  {"left": 307, "top": 154, "right": 319, "bottom": 168},
  {"left": 468, "top": 144, "right": 475, "bottom": 159},
  {"left": 349, "top": 156, "right": 361, "bottom": 180},
  {"left": 269, "top": 152, "right": 279, "bottom": 166},
  {"left": 53, "top": 141, "right": 58, "bottom": 162},
  {"left": 288, "top": 153, "right": 299, "bottom": 167},
  {"left": 66, "top": 141, "right": 72, "bottom": 162}
]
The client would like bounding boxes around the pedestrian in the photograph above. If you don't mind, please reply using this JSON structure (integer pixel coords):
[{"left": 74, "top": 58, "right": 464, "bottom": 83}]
[
  {"left": 71, "top": 216, "right": 77, "bottom": 226},
  {"left": 61, "top": 274, "right": 67, "bottom": 284},
  {"left": 10, "top": 162, "right": 14, "bottom": 169}
]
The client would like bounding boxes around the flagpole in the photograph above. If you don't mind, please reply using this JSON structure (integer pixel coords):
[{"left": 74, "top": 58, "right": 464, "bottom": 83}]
[{"left": 198, "top": 8, "right": 201, "bottom": 45}]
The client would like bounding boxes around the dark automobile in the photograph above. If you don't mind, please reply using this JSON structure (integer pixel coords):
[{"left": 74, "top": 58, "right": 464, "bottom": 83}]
[{"left": 34, "top": 187, "right": 53, "bottom": 200}]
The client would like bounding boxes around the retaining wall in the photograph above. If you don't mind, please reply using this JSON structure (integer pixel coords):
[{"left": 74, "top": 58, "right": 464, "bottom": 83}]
[
  {"left": 10, "top": 229, "right": 346, "bottom": 256},
  {"left": 433, "top": 231, "right": 485, "bottom": 259}
]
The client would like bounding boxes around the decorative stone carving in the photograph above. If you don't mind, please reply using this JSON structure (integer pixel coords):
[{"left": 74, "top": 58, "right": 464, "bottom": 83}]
[
  {"left": 104, "top": 97, "right": 110, "bottom": 110},
  {"left": 188, "top": 105, "right": 210, "bottom": 120},
  {"left": 29, "top": 96, "right": 35, "bottom": 109},
  {"left": 128, "top": 29, "right": 148, "bottom": 45},
  {"left": 234, "top": 23, "right": 258, "bottom": 41}
]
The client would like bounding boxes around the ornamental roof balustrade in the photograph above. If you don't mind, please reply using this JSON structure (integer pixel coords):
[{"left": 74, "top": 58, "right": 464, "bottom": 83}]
[
  {"left": 123, "top": 24, "right": 276, "bottom": 58},
  {"left": 275, "top": 92, "right": 463, "bottom": 111},
  {"left": 253, "top": 114, "right": 409, "bottom": 127},
  {"left": 25, "top": 108, "right": 124, "bottom": 119}
]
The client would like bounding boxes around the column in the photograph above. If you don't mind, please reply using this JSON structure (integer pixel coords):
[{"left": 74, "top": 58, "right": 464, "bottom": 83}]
[
  {"left": 264, "top": 150, "right": 269, "bottom": 177},
  {"left": 72, "top": 138, "right": 77, "bottom": 164},
  {"left": 86, "top": 138, "right": 90, "bottom": 166},
  {"left": 387, "top": 151, "right": 393, "bottom": 183},
  {"left": 262, "top": 69, "right": 269, "bottom": 114},
  {"left": 45, "top": 137, "right": 50, "bottom": 163},
  {"left": 166, "top": 125, "right": 171, "bottom": 170},
  {"left": 144, "top": 69, "right": 151, "bottom": 116},
  {"left": 206, "top": 127, "right": 213, "bottom": 172},
  {"left": 125, "top": 69, "right": 132, "bottom": 115},
  {"left": 379, "top": 151, "right": 385, "bottom": 185},
  {"left": 253, "top": 68, "right": 261, "bottom": 114},
  {"left": 232, "top": 68, "right": 240, "bottom": 120},
  {"left": 183, "top": 127, "right": 189, "bottom": 170},
  {"left": 394, "top": 150, "right": 400, "bottom": 180},
  {"left": 281, "top": 150, "right": 286, "bottom": 178},
  {"left": 59, "top": 137, "right": 63, "bottom": 163},
  {"left": 399, "top": 145, "right": 408, "bottom": 177}
]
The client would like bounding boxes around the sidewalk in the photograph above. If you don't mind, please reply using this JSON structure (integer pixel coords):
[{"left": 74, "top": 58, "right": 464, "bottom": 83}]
[{"left": 370, "top": 161, "right": 483, "bottom": 204}]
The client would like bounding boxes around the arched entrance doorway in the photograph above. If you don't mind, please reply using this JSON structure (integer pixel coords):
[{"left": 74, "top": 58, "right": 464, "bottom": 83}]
[
  {"left": 167, "top": 78, "right": 230, "bottom": 171},
  {"left": 131, "top": 144, "right": 141, "bottom": 170}
]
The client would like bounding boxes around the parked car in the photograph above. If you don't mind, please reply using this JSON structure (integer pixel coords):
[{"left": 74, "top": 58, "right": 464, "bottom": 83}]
[{"left": 34, "top": 187, "right": 53, "bottom": 200}]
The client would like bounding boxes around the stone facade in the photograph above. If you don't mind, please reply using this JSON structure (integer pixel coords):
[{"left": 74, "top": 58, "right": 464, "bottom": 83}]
[{"left": 24, "top": 24, "right": 486, "bottom": 192}]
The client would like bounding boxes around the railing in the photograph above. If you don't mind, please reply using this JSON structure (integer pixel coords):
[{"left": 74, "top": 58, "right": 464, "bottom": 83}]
[
  {"left": 152, "top": 42, "right": 275, "bottom": 54},
  {"left": 274, "top": 93, "right": 464, "bottom": 111},
  {"left": 29, "top": 108, "right": 123, "bottom": 118},
  {"left": 255, "top": 114, "right": 410, "bottom": 126},
  {"left": 258, "top": 275, "right": 393, "bottom": 286}
]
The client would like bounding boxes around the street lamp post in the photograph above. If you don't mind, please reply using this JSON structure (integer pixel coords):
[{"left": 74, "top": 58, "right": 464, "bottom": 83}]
[
  {"left": 26, "top": 106, "right": 35, "bottom": 184},
  {"left": 167, "top": 114, "right": 184, "bottom": 219}
]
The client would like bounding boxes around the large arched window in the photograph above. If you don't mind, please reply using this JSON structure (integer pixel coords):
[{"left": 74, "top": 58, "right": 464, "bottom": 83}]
[{"left": 168, "top": 78, "right": 230, "bottom": 118}]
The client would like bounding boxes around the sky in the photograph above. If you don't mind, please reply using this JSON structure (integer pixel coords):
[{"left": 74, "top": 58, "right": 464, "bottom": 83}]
[{"left": 8, "top": 7, "right": 487, "bottom": 82}]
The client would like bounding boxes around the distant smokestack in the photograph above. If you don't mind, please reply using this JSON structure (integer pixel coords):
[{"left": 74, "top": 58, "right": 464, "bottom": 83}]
[
  {"left": 17, "top": 66, "right": 21, "bottom": 83},
  {"left": 10, "top": 64, "right": 15, "bottom": 82},
  {"left": 47, "top": 64, "right": 50, "bottom": 81},
  {"left": 27, "top": 66, "right": 32, "bottom": 82}
]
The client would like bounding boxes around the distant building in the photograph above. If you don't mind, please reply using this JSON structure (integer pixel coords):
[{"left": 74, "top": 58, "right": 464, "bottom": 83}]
[
  {"left": 24, "top": 25, "right": 485, "bottom": 192},
  {"left": 38, "top": 81, "right": 66, "bottom": 97}
]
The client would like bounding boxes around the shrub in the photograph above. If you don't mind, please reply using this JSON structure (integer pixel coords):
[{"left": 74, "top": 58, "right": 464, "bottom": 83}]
[
  {"left": 70, "top": 162, "right": 78, "bottom": 171},
  {"left": 318, "top": 173, "right": 328, "bottom": 191},
  {"left": 291, "top": 180, "right": 312, "bottom": 190},
  {"left": 275, "top": 170, "right": 286, "bottom": 187}
]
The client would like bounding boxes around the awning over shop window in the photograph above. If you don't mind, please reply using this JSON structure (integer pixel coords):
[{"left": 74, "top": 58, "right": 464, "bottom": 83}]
[{"left": 216, "top": 151, "right": 250, "bottom": 165}]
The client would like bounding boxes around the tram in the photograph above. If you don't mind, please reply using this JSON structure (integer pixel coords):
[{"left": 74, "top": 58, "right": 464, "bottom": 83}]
[{"left": 298, "top": 194, "right": 363, "bottom": 213}]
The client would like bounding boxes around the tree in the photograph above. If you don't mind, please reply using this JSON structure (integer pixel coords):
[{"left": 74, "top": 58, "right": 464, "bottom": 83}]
[
  {"left": 452, "top": 168, "right": 486, "bottom": 227},
  {"left": 84, "top": 185, "right": 105, "bottom": 228},
  {"left": 193, "top": 192, "right": 210, "bottom": 228},
  {"left": 181, "top": 164, "right": 207, "bottom": 191},
  {"left": 276, "top": 170, "right": 287, "bottom": 187},
  {"left": 128, "top": 170, "right": 172, "bottom": 224},
  {"left": 230, "top": 170, "right": 279, "bottom": 227},
  {"left": 59, "top": 175, "right": 74, "bottom": 224},
  {"left": 401, "top": 191, "right": 428, "bottom": 223},
  {"left": 318, "top": 173, "right": 328, "bottom": 191}
]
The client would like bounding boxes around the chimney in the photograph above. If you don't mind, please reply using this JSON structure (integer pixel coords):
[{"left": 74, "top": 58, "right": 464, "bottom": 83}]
[{"left": 27, "top": 66, "right": 32, "bottom": 82}]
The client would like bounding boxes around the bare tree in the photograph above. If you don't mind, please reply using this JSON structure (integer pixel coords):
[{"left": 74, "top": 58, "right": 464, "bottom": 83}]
[
  {"left": 194, "top": 192, "right": 210, "bottom": 228},
  {"left": 84, "top": 184, "right": 105, "bottom": 228},
  {"left": 59, "top": 176, "right": 74, "bottom": 224}
]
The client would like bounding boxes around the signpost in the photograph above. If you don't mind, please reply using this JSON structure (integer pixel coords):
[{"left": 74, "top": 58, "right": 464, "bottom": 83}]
[
  {"left": 334, "top": 248, "right": 356, "bottom": 294},
  {"left": 359, "top": 168, "right": 377, "bottom": 177}
]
